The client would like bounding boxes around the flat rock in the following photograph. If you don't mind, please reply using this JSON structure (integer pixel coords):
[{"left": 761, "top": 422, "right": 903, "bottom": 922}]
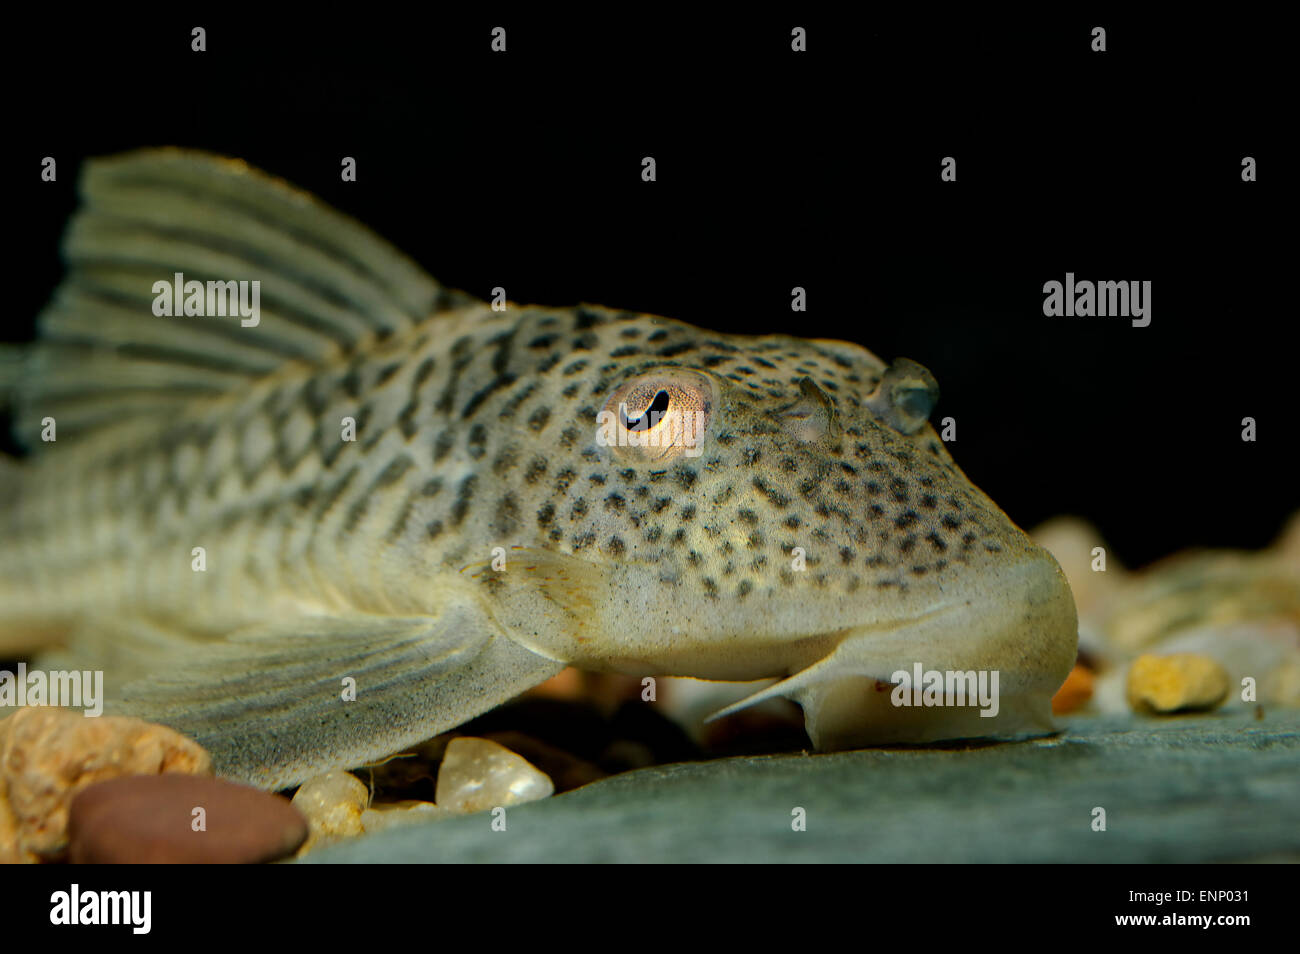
[
  {"left": 300, "top": 710, "right": 1300, "bottom": 863},
  {"left": 68, "top": 774, "right": 307, "bottom": 863}
]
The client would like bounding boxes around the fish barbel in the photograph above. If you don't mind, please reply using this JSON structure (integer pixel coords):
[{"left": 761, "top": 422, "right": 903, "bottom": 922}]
[{"left": 0, "top": 151, "right": 1077, "bottom": 789}]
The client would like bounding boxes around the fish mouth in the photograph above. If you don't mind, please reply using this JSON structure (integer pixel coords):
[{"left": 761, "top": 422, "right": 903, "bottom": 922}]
[{"left": 709, "top": 546, "right": 1080, "bottom": 749}]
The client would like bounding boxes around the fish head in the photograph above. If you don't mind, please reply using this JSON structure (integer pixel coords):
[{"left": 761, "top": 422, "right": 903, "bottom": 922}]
[{"left": 466, "top": 310, "right": 1078, "bottom": 747}]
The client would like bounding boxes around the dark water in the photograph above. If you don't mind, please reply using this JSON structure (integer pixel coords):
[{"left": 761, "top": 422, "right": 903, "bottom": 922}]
[{"left": 3, "top": 12, "right": 1291, "bottom": 568}]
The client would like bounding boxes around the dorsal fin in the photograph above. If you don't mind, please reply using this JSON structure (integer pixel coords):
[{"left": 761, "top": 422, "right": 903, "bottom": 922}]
[{"left": 4, "top": 149, "right": 471, "bottom": 448}]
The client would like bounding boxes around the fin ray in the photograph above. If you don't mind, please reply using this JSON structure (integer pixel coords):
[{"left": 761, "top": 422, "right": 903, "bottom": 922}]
[
  {"left": 84, "top": 609, "right": 563, "bottom": 790},
  {"left": 8, "top": 148, "right": 464, "bottom": 448}
]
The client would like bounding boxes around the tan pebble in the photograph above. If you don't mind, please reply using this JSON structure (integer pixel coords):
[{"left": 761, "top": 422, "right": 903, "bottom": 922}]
[
  {"left": 0, "top": 769, "right": 32, "bottom": 864},
  {"left": 1266, "top": 660, "right": 1300, "bottom": 707},
  {"left": 0, "top": 717, "right": 28, "bottom": 864},
  {"left": 435, "top": 737, "right": 554, "bottom": 815},
  {"left": 1126, "top": 654, "right": 1230, "bottom": 714},
  {"left": 361, "top": 799, "right": 444, "bottom": 833},
  {"left": 291, "top": 771, "right": 369, "bottom": 844},
  {"left": 0, "top": 706, "right": 210, "bottom": 860}
]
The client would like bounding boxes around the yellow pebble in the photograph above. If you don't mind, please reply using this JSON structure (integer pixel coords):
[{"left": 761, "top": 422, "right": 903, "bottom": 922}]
[
  {"left": 291, "top": 771, "right": 369, "bottom": 845},
  {"left": 1126, "top": 654, "right": 1230, "bottom": 714}
]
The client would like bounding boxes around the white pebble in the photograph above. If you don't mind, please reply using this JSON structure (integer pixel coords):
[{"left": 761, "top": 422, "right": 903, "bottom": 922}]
[{"left": 435, "top": 737, "right": 554, "bottom": 815}]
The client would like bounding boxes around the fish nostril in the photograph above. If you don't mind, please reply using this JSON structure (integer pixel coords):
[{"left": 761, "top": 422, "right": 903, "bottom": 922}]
[{"left": 779, "top": 377, "right": 839, "bottom": 442}]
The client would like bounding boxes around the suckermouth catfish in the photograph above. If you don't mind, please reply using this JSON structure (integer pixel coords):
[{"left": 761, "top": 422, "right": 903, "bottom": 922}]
[{"left": 0, "top": 150, "right": 1078, "bottom": 790}]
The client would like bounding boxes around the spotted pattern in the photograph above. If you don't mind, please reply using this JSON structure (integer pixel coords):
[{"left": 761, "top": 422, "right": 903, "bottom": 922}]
[{"left": 2, "top": 302, "right": 1032, "bottom": 632}]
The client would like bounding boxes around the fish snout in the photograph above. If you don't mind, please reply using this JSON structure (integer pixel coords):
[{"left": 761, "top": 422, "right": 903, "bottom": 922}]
[{"left": 790, "top": 542, "right": 1080, "bottom": 749}]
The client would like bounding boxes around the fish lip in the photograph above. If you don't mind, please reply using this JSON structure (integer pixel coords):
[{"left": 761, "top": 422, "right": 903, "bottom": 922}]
[
  {"left": 709, "top": 546, "right": 1079, "bottom": 719},
  {"left": 809, "top": 546, "right": 1078, "bottom": 675}
]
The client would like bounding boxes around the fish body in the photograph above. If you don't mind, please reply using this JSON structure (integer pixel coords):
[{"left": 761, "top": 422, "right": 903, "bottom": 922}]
[{"left": 0, "top": 151, "right": 1078, "bottom": 788}]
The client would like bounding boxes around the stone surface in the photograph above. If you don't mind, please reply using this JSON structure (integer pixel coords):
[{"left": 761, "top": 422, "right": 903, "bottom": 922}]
[
  {"left": 0, "top": 706, "right": 211, "bottom": 861},
  {"left": 300, "top": 710, "right": 1300, "bottom": 863},
  {"left": 68, "top": 773, "right": 307, "bottom": 863},
  {"left": 361, "top": 799, "right": 444, "bottom": 833},
  {"left": 1126, "top": 653, "right": 1230, "bottom": 714},
  {"left": 435, "top": 737, "right": 554, "bottom": 815}
]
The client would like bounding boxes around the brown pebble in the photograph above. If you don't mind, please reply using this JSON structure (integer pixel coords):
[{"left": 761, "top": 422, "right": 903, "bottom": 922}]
[
  {"left": 1, "top": 706, "right": 211, "bottom": 861},
  {"left": 68, "top": 774, "right": 307, "bottom": 864}
]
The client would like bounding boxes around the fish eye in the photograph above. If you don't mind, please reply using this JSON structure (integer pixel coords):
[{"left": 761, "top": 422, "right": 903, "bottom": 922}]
[
  {"left": 598, "top": 370, "right": 716, "bottom": 463},
  {"left": 620, "top": 389, "right": 672, "bottom": 431},
  {"left": 865, "top": 358, "right": 939, "bottom": 435}
]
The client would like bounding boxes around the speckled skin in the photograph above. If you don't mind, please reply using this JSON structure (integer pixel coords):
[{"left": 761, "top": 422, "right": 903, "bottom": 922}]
[{"left": 0, "top": 151, "right": 1078, "bottom": 786}]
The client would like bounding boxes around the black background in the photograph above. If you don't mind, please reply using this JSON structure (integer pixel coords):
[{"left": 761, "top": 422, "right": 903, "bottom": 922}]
[{"left": 4, "top": 10, "right": 1292, "bottom": 568}]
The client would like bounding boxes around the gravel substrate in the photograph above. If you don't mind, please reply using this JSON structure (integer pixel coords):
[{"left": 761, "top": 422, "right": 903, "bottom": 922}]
[{"left": 298, "top": 709, "right": 1300, "bottom": 863}]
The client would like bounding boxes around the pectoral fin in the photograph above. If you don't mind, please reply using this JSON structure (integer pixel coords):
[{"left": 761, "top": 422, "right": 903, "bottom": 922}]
[
  {"left": 460, "top": 547, "right": 611, "bottom": 660},
  {"left": 97, "top": 605, "right": 563, "bottom": 790}
]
